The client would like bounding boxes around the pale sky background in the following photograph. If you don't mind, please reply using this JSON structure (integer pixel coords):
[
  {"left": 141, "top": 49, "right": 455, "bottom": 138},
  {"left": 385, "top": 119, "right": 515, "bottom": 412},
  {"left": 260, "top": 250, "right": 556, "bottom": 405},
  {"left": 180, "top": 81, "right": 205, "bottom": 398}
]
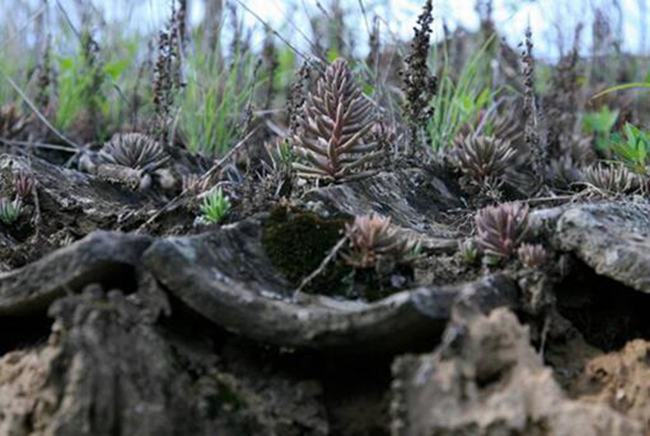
[
  {"left": 101, "top": 0, "right": 650, "bottom": 60},
  {"left": 5, "top": 0, "right": 650, "bottom": 61}
]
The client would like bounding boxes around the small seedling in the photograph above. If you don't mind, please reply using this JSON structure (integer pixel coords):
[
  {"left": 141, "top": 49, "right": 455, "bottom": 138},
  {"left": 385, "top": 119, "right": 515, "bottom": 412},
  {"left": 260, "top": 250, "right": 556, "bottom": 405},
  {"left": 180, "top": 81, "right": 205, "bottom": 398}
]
[
  {"left": 458, "top": 239, "right": 479, "bottom": 265},
  {"left": 199, "top": 188, "right": 231, "bottom": 224},
  {"left": 265, "top": 138, "right": 295, "bottom": 172},
  {"left": 0, "top": 198, "right": 21, "bottom": 225},
  {"left": 274, "top": 139, "right": 294, "bottom": 166}
]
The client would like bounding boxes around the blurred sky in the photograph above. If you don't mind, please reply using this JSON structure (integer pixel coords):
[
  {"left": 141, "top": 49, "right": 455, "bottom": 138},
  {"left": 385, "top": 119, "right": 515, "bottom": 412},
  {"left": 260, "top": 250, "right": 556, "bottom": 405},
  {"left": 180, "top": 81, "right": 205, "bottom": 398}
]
[{"left": 7, "top": 0, "right": 650, "bottom": 61}]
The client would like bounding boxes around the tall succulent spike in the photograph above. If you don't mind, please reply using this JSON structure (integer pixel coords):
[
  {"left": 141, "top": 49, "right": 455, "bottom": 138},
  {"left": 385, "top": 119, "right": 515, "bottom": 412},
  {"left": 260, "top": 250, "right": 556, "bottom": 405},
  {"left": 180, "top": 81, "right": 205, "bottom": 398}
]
[{"left": 293, "top": 59, "right": 379, "bottom": 181}]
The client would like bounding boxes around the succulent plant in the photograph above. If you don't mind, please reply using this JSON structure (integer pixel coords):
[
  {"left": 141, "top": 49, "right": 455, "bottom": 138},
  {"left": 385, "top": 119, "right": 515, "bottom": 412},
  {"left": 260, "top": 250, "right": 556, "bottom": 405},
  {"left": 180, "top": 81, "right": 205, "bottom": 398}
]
[
  {"left": 451, "top": 135, "right": 517, "bottom": 183},
  {"left": 182, "top": 173, "right": 209, "bottom": 195},
  {"left": 292, "top": 59, "right": 379, "bottom": 181},
  {"left": 546, "top": 155, "right": 584, "bottom": 189},
  {"left": 487, "top": 112, "right": 525, "bottom": 145},
  {"left": 342, "top": 214, "right": 418, "bottom": 269},
  {"left": 458, "top": 239, "right": 479, "bottom": 265},
  {"left": 99, "top": 133, "right": 169, "bottom": 172},
  {"left": 566, "top": 136, "right": 596, "bottom": 165},
  {"left": 13, "top": 171, "right": 35, "bottom": 199},
  {"left": 475, "top": 202, "right": 530, "bottom": 262},
  {"left": 583, "top": 163, "right": 639, "bottom": 194},
  {"left": 199, "top": 187, "right": 231, "bottom": 224},
  {"left": 517, "top": 243, "right": 548, "bottom": 268},
  {"left": 0, "top": 198, "right": 21, "bottom": 225}
]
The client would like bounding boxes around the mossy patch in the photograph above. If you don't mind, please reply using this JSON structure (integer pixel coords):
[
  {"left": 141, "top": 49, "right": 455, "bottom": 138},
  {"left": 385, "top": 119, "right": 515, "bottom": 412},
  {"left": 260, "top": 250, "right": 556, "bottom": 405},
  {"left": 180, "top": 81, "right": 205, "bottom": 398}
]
[
  {"left": 261, "top": 206, "right": 416, "bottom": 301},
  {"left": 262, "top": 206, "right": 352, "bottom": 296}
]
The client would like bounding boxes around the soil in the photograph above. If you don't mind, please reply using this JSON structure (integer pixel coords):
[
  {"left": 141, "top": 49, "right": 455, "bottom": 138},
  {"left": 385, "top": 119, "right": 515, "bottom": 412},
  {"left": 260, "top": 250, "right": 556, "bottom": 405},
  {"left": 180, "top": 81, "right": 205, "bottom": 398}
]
[{"left": 2, "top": 147, "right": 650, "bottom": 435}]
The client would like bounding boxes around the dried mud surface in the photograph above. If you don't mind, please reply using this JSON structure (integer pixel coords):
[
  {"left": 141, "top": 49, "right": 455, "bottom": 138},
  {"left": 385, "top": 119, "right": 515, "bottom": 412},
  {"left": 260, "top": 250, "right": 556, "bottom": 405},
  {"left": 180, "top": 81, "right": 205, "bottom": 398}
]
[{"left": 3, "top": 153, "right": 650, "bottom": 435}]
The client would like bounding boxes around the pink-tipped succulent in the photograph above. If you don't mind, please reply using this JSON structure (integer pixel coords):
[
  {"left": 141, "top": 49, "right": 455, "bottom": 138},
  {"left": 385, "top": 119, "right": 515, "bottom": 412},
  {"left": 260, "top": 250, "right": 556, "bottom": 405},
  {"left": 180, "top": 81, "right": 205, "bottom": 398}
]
[
  {"left": 13, "top": 171, "right": 35, "bottom": 199},
  {"left": 475, "top": 202, "right": 530, "bottom": 261},
  {"left": 292, "top": 59, "right": 380, "bottom": 181},
  {"left": 342, "top": 214, "right": 417, "bottom": 269},
  {"left": 452, "top": 135, "right": 518, "bottom": 183},
  {"left": 517, "top": 243, "right": 548, "bottom": 268}
]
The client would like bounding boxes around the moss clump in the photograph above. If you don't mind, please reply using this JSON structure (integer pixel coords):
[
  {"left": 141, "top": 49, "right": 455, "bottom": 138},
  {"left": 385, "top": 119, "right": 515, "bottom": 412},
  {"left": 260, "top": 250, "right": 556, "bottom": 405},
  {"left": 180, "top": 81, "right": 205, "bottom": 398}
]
[{"left": 262, "top": 206, "right": 352, "bottom": 295}]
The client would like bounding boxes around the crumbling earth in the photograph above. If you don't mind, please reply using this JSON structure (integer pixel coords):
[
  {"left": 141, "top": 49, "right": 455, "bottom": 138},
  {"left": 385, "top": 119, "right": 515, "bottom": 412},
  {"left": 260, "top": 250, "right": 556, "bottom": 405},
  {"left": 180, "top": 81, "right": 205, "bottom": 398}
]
[{"left": 3, "top": 152, "right": 650, "bottom": 435}]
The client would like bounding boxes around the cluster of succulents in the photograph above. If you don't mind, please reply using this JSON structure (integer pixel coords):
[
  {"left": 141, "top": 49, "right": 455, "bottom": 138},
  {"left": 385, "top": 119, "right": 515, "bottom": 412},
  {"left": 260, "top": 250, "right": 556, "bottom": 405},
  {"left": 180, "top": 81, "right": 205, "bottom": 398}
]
[
  {"left": 292, "top": 59, "right": 380, "bottom": 182},
  {"left": 199, "top": 187, "right": 231, "bottom": 225},
  {"left": 342, "top": 214, "right": 418, "bottom": 269},
  {"left": 99, "top": 133, "right": 170, "bottom": 172},
  {"left": 451, "top": 135, "right": 518, "bottom": 184},
  {"left": 475, "top": 202, "right": 530, "bottom": 263}
]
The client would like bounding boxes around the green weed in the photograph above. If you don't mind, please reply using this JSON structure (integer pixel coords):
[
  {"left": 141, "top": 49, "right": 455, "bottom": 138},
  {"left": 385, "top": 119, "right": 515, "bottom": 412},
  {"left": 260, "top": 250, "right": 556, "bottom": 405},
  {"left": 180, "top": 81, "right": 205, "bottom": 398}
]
[
  {"left": 428, "top": 35, "right": 497, "bottom": 151},
  {"left": 55, "top": 31, "right": 130, "bottom": 138},
  {"left": 179, "top": 31, "right": 261, "bottom": 156},
  {"left": 610, "top": 123, "right": 650, "bottom": 174},
  {"left": 583, "top": 106, "right": 619, "bottom": 151}
]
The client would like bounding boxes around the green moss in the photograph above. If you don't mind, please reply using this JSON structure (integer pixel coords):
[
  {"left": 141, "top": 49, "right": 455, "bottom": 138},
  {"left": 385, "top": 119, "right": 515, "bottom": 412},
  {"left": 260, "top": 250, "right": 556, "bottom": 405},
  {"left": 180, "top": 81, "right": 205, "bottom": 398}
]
[
  {"left": 262, "top": 206, "right": 416, "bottom": 300},
  {"left": 262, "top": 206, "right": 352, "bottom": 295}
]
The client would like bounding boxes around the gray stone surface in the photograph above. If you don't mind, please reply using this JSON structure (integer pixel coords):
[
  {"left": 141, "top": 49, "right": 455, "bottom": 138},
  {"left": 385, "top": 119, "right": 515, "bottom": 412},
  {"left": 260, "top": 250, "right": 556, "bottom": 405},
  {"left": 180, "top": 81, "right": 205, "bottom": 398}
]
[
  {"left": 555, "top": 202, "right": 650, "bottom": 293},
  {"left": 144, "top": 217, "right": 518, "bottom": 352},
  {"left": 0, "top": 231, "right": 152, "bottom": 315},
  {"left": 303, "top": 168, "right": 461, "bottom": 237},
  {"left": 0, "top": 154, "right": 161, "bottom": 235}
]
